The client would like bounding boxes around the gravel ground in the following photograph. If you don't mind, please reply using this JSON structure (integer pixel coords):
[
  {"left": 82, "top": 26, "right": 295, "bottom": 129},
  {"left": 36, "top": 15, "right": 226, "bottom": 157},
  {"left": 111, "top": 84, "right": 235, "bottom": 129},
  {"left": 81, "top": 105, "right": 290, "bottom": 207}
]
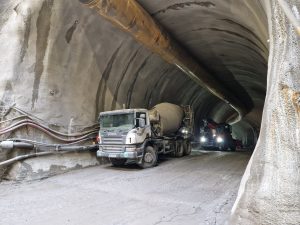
[{"left": 0, "top": 150, "right": 251, "bottom": 225}]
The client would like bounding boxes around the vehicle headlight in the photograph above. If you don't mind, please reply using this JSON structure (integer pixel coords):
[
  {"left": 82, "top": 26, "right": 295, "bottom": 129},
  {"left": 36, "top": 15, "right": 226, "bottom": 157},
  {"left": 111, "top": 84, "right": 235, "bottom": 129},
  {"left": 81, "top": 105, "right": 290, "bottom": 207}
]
[
  {"left": 97, "top": 135, "right": 102, "bottom": 144},
  {"left": 181, "top": 128, "right": 188, "bottom": 134},
  {"left": 216, "top": 137, "right": 223, "bottom": 143},
  {"left": 200, "top": 136, "right": 207, "bottom": 142}
]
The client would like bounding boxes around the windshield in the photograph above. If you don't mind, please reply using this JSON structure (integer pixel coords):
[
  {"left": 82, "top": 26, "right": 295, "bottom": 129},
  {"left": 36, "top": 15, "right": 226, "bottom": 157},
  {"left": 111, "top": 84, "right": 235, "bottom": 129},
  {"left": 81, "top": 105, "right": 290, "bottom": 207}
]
[{"left": 100, "top": 113, "right": 134, "bottom": 129}]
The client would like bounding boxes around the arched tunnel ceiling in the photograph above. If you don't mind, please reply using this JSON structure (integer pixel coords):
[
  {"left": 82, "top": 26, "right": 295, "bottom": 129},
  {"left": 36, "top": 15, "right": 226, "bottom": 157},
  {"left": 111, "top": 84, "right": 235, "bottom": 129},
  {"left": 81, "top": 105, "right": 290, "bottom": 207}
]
[{"left": 0, "top": 0, "right": 269, "bottom": 144}]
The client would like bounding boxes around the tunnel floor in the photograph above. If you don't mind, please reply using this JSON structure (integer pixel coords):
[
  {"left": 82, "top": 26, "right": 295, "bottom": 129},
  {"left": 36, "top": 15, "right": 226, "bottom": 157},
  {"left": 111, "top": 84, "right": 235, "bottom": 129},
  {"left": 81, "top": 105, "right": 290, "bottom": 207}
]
[{"left": 0, "top": 150, "right": 251, "bottom": 225}]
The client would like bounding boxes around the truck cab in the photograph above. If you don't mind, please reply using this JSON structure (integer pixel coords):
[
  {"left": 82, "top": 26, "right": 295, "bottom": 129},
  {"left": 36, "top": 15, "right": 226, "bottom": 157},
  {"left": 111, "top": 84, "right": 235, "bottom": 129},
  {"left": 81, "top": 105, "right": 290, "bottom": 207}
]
[{"left": 97, "top": 109, "right": 151, "bottom": 165}]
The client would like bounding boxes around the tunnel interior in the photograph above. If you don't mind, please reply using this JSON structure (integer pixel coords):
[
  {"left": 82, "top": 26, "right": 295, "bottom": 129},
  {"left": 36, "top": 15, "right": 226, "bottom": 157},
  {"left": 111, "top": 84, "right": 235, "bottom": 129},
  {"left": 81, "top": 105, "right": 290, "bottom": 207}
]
[
  {"left": 0, "top": 1, "right": 269, "bottom": 169},
  {"left": 75, "top": 0, "right": 269, "bottom": 147},
  {"left": 1, "top": 1, "right": 300, "bottom": 224}
]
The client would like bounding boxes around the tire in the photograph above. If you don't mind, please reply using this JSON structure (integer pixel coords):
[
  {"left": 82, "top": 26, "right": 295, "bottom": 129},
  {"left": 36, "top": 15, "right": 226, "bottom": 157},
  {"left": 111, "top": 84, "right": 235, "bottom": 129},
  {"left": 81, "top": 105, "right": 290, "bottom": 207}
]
[
  {"left": 183, "top": 141, "right": 192, "bottom": 155},
  {"left": 110, "top": 158, "right": 127, "bottom": 166},
  {"left": 140, "top": 146, "right": 157, "bottom": 169},
  {"left": 175, "top": 141, "right": 184, "bottom": 157},
  {"left": 229, "top": 140, "right": 236, "bottom": 151},
  {"left": 218, "top": 145, "right": 227, "bottom": 151},
  {"left": 230, "top": 145, "right": 236, "bottom": 151}
]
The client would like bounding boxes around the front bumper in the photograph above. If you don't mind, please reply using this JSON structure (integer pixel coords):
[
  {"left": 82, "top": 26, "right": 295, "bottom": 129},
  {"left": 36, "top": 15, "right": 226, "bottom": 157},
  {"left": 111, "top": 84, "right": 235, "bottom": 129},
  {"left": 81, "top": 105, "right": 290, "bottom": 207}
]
[{"left": 97, "top": 145, "right": 143, "bottom": 159}]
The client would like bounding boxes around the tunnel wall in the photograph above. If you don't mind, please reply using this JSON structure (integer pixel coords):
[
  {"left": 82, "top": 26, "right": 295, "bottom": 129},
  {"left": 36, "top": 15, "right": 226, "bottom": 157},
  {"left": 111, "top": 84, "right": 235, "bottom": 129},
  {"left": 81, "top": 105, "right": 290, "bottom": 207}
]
[
  {"left": 0, "top": 0, "right": 226, "bottom": 180},
  {"left": 230, "top": 0, "right": 300, "bottom": 224},
  {"left": 0, "top": 0, "right": 267, "bottom": 180}
]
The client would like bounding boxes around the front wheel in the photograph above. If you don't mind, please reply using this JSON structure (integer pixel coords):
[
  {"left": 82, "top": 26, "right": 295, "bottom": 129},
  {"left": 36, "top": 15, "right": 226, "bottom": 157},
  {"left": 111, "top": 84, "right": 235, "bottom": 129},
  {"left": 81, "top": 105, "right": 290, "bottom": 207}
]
[
  {"left": 110, "top": 158, "right": 127, "bottom": 167},
  {"left": 140, "top": 146, "right": 157, "bottom": 169},
  {"left": 230, "top": 145, "right": 236, "bottom": 151},
  {"left": 218, "top": 144, "right": 228, "bottom": 151}
]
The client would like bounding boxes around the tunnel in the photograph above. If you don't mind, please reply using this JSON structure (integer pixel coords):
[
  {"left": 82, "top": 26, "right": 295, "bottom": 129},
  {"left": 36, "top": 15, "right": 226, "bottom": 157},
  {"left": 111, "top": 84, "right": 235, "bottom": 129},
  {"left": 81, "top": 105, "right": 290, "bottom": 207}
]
[{"left": 0, "top": 0, "right": 299, "bottom": 224}]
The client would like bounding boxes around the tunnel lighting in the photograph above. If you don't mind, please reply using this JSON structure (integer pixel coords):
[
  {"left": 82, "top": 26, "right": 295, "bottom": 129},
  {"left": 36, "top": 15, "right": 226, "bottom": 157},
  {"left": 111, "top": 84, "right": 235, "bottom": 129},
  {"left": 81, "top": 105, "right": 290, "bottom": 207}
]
[
  {"left": 200, "top": 136, "right": 207, "bottom": 142},
  {"left": 216, "top": 137, "right": 223, "bottom": 143}
]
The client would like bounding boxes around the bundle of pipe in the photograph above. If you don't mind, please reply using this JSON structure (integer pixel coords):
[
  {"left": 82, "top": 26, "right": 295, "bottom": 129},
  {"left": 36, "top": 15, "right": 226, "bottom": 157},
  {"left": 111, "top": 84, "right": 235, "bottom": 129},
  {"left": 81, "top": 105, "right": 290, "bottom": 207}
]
[
  {"left": 0, "top": 105, "right": 99, "bottom": 143},
  {"left": 0, "top": 140, "right": 98, "bottom": 167}
]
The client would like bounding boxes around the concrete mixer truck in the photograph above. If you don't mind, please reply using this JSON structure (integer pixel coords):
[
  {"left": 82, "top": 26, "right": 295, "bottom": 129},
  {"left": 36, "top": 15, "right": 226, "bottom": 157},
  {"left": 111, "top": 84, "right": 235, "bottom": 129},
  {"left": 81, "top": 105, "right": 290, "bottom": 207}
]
[{"left": 96, "top": 103, "right": 194, "bottom": 168}]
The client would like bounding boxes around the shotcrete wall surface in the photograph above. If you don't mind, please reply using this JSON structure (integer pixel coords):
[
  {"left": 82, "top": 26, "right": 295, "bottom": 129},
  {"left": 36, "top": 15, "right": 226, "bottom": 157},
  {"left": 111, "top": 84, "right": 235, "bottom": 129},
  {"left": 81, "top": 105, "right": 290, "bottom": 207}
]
[
  {"left": 0, "top": 0, "right": 299, "bottom": 223},
  {"left": 0, "top": 0, "right": 268, "bottom": 179}
]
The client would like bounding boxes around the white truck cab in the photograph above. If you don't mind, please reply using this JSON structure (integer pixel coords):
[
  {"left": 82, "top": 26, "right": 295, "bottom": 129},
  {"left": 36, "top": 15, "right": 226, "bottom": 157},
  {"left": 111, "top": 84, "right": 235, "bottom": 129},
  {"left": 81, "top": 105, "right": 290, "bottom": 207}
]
[{"left": 97, "top": 109, "right": 151, "bottom": 164}]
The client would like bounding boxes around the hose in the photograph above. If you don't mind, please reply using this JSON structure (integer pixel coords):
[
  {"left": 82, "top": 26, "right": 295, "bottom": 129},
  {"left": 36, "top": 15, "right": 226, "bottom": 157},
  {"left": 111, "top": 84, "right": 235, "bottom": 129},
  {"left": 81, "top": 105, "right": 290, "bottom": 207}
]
[
  {"left": 0, "top": 116, "right": 27, "bottom": 124},
  {"left": 0, "top": 104, "right": 99, "bottom": 143},
  {"left": 12, "top": 106, "right": 99, "bottom": 129},
  {"left": 6, "top": 137, "right": 94, "bottom": 147},
  {"left": 0, "top": 152, "right": 54, "bottom": 167},
  {"left": 0, "top": 141, "right": 98, "bottom": 167},
  {"left": 0, "top": 122, "right": 97, "bottom": 142},
  {"left": 0, "top": 119, "right": 99, "bottom": 137}
]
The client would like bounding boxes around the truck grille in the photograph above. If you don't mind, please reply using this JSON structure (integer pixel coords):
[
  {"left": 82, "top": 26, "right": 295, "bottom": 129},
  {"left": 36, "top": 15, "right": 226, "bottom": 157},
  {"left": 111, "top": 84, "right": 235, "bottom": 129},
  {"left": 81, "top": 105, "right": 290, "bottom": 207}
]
[
  {"left": 102, "top": 136, "right": 124, "bottom": 145},
  {"left": 102, "top": 145, "right": 124, "bottom": 152}
]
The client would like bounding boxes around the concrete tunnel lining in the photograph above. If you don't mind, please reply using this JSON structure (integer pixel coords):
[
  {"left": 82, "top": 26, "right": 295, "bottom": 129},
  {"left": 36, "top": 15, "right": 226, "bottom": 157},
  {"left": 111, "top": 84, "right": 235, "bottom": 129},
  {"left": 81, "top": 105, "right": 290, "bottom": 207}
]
[
  {"left": 0, "top": 0, "right": 267, "bottom": 187},
  {"left": 0, "top": 0, "right": 299, "bottom": 224}
]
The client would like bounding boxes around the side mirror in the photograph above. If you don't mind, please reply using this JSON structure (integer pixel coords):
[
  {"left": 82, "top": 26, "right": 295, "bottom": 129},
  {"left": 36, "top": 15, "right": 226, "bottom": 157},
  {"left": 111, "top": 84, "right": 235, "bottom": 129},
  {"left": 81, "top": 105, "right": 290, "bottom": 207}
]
[
  {"left": 140, "top": 119, "right": 145, "bottom": 128},
  {"left": 136, "top": 118, "right": 146, "bottom": 128}
]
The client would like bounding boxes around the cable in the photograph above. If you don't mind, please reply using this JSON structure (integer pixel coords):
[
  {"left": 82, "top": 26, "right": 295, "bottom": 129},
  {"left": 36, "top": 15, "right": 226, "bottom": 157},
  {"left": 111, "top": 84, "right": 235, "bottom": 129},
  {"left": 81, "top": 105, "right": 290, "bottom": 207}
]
[
  {"left": 0, "top": 116, "right": 27, "bottom": 124},
  {"left": 0, "top": 104, "right": 100, "bottom": 143},
  {"left": 12, "top": 106, "right": 99, "bottom": 129},
  {"left": 6, "top": 137, "right": 94, "bottom": 147},
  {"left": 0, "top": 122, "right": 97, "bottom": 142},
  {"left": 0, "top": 152, "right": 54, "bottom": 167},
  {"left": 0, "top": 119, "right": 99, "bottom": 137},
  {"left": 0, "top": 142, "right": 98, "bottom": 167}
]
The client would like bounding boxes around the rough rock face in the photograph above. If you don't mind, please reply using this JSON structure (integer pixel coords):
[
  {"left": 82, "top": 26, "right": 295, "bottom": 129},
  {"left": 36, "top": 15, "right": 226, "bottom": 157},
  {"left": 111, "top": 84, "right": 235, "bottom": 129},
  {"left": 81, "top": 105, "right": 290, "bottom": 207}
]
[{"left": 230, "top": 0, "right": 300, "bottom": 224}]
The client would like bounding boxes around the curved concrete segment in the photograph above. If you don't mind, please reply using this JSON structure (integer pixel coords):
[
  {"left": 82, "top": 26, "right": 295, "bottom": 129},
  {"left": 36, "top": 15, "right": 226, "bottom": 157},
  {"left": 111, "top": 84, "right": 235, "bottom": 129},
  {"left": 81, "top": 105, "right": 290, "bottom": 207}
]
[{"left": 79, "top": 0, "right": 250, "bottom": 121}]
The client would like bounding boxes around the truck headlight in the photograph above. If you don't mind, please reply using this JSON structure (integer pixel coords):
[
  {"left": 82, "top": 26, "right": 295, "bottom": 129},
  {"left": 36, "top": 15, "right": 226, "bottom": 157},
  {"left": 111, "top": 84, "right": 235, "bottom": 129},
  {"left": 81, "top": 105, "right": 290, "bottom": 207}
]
[
  {"left": 216, "top": 137, "right": 223, "bottom": 143},
  {"left": 97, "top": 135, "right": 102, "bottom": 144},
  {"left": 181, "top": 128, "right": 188, "bottom": 134},
  {"left": 200, "top": 136, "right": 207, "bottom": 142}
]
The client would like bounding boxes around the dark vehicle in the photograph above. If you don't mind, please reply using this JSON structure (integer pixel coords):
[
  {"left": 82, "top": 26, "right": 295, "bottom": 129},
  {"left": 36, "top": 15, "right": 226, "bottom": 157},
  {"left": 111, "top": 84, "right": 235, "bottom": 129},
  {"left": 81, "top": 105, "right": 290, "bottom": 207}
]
[{"left": 199, "top": 119, "right": 237, "bottom": 151}]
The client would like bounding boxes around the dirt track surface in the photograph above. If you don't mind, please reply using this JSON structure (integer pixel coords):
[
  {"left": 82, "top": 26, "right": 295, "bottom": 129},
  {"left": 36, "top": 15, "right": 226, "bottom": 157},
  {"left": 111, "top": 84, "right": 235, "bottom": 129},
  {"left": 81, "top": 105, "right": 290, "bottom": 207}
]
[{"left": 0, "top": 150, "right": 250, "bottom": 225}]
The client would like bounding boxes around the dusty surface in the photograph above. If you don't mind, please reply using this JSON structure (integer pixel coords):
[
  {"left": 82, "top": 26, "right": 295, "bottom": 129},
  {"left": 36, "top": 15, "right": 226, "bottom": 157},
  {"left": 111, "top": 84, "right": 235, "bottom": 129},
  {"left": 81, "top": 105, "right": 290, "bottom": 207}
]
[
  {"left": 0, "top": 150, "right": 250, "bottom": 225},
  {"left": 230, "top": 1, "right": 300, "bottom": 224}
]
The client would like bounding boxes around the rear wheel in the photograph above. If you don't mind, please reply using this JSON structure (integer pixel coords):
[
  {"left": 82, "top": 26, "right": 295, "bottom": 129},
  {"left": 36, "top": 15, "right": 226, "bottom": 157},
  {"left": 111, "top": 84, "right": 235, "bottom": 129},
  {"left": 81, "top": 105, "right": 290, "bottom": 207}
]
[
  {"left": 140, "top": 146, "right": 157, "bottom": 169},
  {"left": 110, "top": 158, "right": 127, "bottom": 166},
  {"left": 175, "top": 141, "right": 184, "bottom": 157},
  {"left": 230, "top": 144, "right": 236, "bottom": 151},
  {"left": 183, "top": 141, "right": 192, "bottom": 155}
]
